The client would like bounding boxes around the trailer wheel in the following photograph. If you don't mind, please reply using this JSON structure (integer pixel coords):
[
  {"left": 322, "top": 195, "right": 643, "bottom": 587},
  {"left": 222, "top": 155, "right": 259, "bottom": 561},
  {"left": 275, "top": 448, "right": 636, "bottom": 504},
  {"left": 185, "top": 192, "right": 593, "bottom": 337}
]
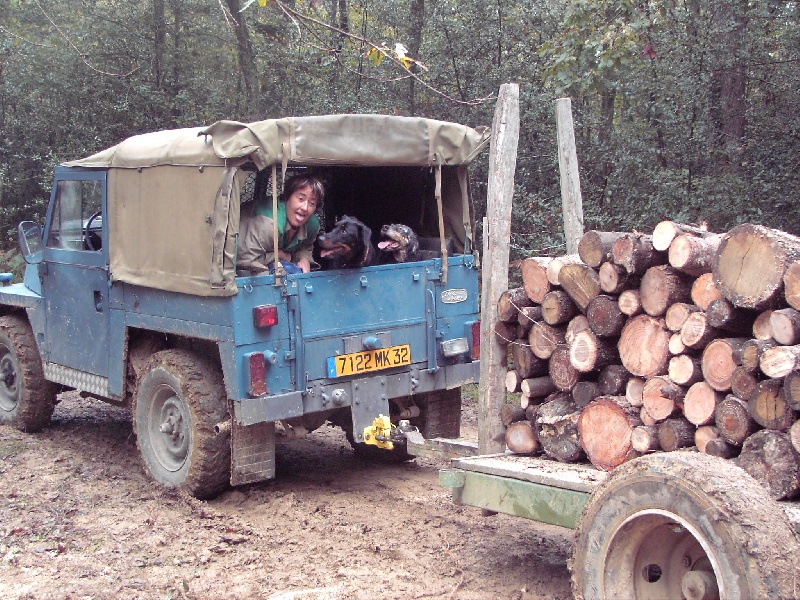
[
  {"left": 571, "top": 452, "right": 798, "bottom": 600},
  {"left": 134, "top": 349, "right": 230, "bottom": 499},
  {"left": 0, "top": 315, "right": 57, "bottom": 432}
]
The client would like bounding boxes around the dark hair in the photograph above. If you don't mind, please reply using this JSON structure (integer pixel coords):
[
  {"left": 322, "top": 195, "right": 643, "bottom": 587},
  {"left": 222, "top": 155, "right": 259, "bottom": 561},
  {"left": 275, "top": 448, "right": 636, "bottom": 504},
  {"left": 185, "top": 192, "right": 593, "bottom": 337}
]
[{"left": 283, "top": 174, "right": 325, "bottom": 208}]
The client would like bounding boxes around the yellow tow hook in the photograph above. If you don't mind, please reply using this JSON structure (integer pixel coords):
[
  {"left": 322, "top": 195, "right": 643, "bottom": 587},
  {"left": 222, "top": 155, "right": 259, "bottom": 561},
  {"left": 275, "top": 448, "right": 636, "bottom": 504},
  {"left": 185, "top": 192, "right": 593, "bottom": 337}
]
[{"left": 362, "top": 415, "right": 395, "bottom": 450}]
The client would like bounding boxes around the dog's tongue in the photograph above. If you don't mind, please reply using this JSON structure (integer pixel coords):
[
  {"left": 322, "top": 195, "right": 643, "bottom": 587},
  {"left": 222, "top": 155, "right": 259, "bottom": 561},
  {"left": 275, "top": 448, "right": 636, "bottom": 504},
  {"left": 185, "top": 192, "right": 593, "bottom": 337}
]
[
  {"left": 378, "top": 241, "right": 399, "bottom": 250},
  {"left": 320, "top": 249, "right": 337, "bottom": 258}
]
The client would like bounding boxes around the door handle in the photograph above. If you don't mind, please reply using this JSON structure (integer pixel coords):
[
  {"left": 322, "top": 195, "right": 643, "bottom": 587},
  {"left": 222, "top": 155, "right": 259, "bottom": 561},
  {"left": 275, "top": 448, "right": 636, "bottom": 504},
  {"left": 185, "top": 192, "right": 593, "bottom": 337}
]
[{"left": 94, "top": 290, "right": 103, "bottom": 312}]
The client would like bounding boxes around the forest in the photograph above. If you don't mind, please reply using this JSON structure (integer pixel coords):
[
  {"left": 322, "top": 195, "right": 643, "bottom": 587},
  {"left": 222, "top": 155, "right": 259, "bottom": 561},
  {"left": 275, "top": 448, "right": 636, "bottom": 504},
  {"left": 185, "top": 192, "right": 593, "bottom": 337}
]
[{"left": 1, "top": 0, "right": 798, "bottom": 265}]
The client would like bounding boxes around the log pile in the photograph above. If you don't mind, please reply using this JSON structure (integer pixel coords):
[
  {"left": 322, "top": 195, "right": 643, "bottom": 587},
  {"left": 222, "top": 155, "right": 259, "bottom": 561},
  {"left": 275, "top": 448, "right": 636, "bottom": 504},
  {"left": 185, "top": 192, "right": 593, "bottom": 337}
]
[{"left": 497, "top": 222, "right": 800, "bottom": 500}]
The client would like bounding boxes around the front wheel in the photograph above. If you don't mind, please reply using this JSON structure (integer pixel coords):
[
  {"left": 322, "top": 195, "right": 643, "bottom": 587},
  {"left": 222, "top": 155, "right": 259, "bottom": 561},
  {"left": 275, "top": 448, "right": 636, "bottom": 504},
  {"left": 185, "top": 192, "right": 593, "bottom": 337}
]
[
  {"left": 571, "top": 452, "right": 798, "bottom": 599},
  {"left": 0, "top": 315, "right": 57, "bottom": 432},
  {"left": 133, "top": 349, "right": 230, "bottom": 499}
]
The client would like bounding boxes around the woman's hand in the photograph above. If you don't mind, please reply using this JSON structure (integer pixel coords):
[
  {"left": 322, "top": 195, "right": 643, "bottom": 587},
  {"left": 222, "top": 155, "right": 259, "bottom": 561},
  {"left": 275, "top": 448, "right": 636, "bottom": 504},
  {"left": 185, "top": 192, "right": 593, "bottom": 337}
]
[{"left": 297, "top": 257, "right": 311, "bottom": 273}]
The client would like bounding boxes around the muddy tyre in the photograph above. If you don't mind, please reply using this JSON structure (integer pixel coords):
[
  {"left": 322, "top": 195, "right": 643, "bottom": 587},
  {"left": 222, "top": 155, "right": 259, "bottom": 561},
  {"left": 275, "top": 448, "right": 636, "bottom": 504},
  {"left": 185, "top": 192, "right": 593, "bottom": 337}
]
[
  {"left": 0, "top": 315, "right": 57, "bottom": 432},
  {"left": 571, "top": 452, "right": 798, "bottom": 600},
  {"left": 134, "top": 349, "right": 230, "bottom": 499}
]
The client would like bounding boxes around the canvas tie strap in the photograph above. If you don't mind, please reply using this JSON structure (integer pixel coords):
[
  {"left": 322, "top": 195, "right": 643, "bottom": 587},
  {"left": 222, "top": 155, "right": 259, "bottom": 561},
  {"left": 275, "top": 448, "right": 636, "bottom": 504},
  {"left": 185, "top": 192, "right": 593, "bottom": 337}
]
[
  {"left": 271, "top": 163, "right": 284, "bottom": 285},
  {"left": 458, "top": 166, "right": 472, "bottom": 254},
  {"left": 434, "top": 160, "right": 448, "bottom": 285}
]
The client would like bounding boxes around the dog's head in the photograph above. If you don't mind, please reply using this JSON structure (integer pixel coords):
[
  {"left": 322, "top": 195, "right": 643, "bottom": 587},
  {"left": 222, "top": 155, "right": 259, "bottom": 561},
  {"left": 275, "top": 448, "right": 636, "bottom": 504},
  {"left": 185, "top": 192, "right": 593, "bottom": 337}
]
[
  {"left": 316, "top": 215, "right": 374, "bottom": 268},
  {"left": 378, "top": 223, "right": 420, "bottom": 263}
]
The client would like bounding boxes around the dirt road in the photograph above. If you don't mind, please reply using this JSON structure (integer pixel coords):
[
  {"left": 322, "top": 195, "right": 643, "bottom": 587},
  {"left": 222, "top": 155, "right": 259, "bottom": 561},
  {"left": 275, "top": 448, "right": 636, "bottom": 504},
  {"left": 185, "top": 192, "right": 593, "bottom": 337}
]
[{"left": 0, "top": 392, "right": 573, "bottom": 600}]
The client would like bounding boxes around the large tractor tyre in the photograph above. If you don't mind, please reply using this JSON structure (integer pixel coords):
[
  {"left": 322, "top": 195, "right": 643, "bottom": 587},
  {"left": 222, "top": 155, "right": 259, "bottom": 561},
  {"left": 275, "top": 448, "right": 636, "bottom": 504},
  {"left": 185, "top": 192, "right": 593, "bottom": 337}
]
[
  {"left": 571, "top": 451, "right": 798, "bottom": 600},
  {"left": 0, "top": 315, "right": 57, "bottom": 432},
  {"left": 345, "top": 387, "right": 463, "bottom": 462},
  {"left": 133, "top": 349, "right": 231, "bottom": 499}
]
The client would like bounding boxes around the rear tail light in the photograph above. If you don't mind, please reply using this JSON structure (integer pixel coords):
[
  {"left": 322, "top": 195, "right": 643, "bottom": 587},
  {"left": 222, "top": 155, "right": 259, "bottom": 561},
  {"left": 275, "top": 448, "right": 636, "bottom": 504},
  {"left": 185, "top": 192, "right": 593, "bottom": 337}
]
[
  {"left": 470, "top": 320, "right": 480, "bottom": 360},
  {"left": 247, "top": 352, "right": 267, "bottom": 396},
  {"left": 441, "top": 337, "right": 470, "bottom": 357},
  {"left": 253, "top": 305, "right": 278, "bottom": 328}
]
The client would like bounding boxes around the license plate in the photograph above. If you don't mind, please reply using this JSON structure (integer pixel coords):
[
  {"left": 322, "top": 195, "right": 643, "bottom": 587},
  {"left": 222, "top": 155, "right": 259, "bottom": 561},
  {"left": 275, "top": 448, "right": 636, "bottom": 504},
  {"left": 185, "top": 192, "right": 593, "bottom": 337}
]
[{"left": 327, "top": 344, "right": 411, "bottom": 378}]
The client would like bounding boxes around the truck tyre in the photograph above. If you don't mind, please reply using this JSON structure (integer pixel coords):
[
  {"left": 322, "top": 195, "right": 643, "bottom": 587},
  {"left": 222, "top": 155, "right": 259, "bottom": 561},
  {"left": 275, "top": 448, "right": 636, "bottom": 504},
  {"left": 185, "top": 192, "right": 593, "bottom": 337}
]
[
  {"left": 0, "top": 314, "right": 57, "bottom": 432},
  {"left": 571, "top": 452, "right": 798, "bottom": 600},
  {"left": 133, "top": 349, "right": 230, "bottom": 499}
]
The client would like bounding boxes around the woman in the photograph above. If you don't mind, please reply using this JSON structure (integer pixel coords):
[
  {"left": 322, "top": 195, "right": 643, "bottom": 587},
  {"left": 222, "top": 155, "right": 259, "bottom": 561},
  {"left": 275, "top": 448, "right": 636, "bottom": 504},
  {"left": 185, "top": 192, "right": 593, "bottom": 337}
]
[{"left": 237, "top": 173, "right": 325, "bottom": 275}]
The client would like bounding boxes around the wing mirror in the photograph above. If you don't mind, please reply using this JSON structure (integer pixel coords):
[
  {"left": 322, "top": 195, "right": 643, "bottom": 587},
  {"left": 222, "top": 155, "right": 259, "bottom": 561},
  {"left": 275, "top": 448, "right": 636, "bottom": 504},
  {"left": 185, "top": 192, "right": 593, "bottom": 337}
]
[{"left": 18, "top": 221, "right": 43, "bottom": 264}]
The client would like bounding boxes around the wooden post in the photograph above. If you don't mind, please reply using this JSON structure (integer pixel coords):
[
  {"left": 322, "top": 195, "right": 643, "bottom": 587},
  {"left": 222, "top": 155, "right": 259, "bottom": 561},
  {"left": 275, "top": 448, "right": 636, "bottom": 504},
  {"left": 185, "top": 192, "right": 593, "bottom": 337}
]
[
  {"left": 556, "top": 98, "right": 584, "bottom": 254},
  {"left": 479, "top": 83, "right": 520, "bottom": 455}
]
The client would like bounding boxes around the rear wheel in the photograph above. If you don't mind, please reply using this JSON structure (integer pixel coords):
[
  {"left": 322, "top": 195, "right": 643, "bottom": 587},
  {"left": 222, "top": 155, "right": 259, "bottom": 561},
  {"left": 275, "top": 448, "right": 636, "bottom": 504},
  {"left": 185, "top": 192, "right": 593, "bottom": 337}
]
[
  {"left": 571, "top": 452, "right": 798, "bottom": 599},
  {"left": 0, "top": 315, "right": 57, "bottom": 432},
  {"left": 133, "top": 349, "right": 230, "bottom": 499}
]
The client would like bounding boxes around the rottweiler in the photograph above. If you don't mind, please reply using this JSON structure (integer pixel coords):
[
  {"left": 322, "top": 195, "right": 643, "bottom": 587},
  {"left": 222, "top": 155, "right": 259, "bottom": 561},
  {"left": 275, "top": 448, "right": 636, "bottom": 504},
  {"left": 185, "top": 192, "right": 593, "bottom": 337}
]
[
  {"left": 316, "top": 215, "right": 377, "bottom": 269},
  {"left": 378, "top": 223, "right": 420, "bottom": 263}
]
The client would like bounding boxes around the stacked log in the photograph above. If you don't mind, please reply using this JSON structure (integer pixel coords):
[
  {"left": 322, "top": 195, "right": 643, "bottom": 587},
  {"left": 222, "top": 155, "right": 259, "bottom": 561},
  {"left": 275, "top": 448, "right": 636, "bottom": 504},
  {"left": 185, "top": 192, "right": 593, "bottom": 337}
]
[{"left": 496, "top": 221, "right": 800, "bottom": 499}]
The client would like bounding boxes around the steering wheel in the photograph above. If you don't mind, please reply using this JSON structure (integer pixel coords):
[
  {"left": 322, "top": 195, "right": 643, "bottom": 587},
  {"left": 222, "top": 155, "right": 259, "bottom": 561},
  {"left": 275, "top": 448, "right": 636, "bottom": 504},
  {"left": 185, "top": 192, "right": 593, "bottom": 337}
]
[{"left": 84, "top": 211, "right": 103, "bottom": 251}]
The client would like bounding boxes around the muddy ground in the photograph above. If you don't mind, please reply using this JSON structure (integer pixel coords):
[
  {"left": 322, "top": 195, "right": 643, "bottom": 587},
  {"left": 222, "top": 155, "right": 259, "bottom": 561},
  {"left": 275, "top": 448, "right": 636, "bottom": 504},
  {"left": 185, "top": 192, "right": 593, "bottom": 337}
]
[{"left": 0, "top": 391, "right": 573, "bottom": 600}]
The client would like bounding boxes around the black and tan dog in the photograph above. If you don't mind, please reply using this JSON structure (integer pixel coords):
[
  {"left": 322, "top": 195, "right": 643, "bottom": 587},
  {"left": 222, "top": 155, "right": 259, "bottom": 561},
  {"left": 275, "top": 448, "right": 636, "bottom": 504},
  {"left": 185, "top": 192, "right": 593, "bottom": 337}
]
[
  {"left": 316, "top": 215, "right": 377, "bottom": 269},
  {"left": 378, "top": 223, "right": 420, "bottom": 263}
]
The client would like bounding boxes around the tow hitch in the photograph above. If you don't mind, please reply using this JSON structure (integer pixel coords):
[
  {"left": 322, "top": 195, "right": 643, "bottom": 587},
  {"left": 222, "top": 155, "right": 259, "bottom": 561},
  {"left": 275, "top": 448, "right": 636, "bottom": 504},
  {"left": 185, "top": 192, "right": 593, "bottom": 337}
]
[{"left": 362, "top": 416, "right": 419, "bottom": 451}]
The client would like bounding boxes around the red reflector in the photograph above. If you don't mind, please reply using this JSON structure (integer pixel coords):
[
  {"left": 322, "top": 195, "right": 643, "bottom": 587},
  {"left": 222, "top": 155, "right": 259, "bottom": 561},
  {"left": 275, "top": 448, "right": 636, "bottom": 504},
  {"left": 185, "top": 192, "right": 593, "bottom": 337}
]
[
  {"left": 248, "top": 353, "right": 267, "bottom": 396},
  {"left": 253, "top": 305, "right": 278, "bottom": 328},
  {"left": 470, "top": 321, "right": 481, "bottom": 360}
]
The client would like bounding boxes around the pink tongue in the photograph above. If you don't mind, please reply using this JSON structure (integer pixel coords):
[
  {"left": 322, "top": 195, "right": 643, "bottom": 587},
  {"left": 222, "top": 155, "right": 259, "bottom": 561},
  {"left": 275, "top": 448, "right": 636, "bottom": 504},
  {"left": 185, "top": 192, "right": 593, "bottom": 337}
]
[
  {"left": 378, "top": 241, "right": 398, "bottom": 250},
  {"left": 320, "top": 249, "right": 336, "bottom": 257}
]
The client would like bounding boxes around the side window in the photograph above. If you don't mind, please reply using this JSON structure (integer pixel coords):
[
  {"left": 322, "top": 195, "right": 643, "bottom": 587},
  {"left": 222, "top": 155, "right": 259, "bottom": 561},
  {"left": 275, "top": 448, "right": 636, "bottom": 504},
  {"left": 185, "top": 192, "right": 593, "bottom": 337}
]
[{"left": 46, "top": 180, "right": 103, "bottom": 251}]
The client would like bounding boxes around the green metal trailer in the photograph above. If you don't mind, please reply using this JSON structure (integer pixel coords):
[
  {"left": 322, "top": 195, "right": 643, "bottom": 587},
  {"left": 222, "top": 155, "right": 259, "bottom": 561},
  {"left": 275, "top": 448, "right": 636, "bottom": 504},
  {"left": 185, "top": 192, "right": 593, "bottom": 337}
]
[{"left": 432, "top": 447, "right": 800, "bottom": 599}]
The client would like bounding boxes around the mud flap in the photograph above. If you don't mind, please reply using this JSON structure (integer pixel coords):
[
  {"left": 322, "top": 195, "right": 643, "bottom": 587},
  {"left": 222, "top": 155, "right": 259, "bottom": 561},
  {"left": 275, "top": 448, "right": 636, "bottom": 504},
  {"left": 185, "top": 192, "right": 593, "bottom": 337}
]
[
  {"left": 230, "top": 420, "right": 276, "bottom": 486},
  {"left": 350, "top": 376, "right": 391, "bottom": 443}
]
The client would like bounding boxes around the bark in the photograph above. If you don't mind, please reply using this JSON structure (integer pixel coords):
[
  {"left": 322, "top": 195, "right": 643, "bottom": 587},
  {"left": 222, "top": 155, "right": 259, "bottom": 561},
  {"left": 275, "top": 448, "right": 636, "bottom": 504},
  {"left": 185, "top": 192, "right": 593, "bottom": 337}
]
[
  {"left": 619, "top": 315, "right": 671, "bottom": 377},
  {"left": 741, "top": 338, "right": 776, "bottom": 372},
  {"left": 657, "top": 417, "right": 696, "bottom": 451},
  {"left": 704, "top": 436, "right": 738, "bottom": 459},
  {"left": 226, "top": 0, "right": 259, "bottom": 114},
  {"left": 493, "top": 321, "right": 516, "bottom": 346},
  {"left": 519, "top": 257, "right": 552, "bottom": 303},
  {"left": 512, "top": 342, "right": 550, "bottom": 379},
  {"left": 705, "top": 298, "right": 756, "bottom": 335},
  {"left": 597, "top": 364, "right": 632, "bottom": 396},
  {"left": 405, "top": 0, "right": 424, "bottom": 115},
  {"left": 534, "top": 393, "right": 584, "bottom": 463},
  {"left": 517, "top": 306, "right": 544, "bottom": 331},
  {"left": 612, "top": 233, "right": 666, "bottom": 275},
  {"left": 586, "top": 294, "right": 626, "bottom": 338},
  {"left": 640, "top": 265, "right": 693, "bottom": 317},
  {"left": 715, "top": 394, "right": 759, "bottom": 446},
  {"left": 577, "top": 396, "right": 642, "bottom": 471},
  {"left": 558, "top": 263, "right": 601, "bottom": 312},
  {"left": 694, "top": 425, "right": 721, "bottom": 454},
  {"left": 783, "top": 370, "right": 800, "bottom": 411},
  {"left": 577, "top": 231, "right": 627, "bottom": 268},
  {"left": 505, "top": 420, "right": 540, "bottom": 454},
  {"left": 520, "top": 376, "right": 558, "bottom": 401},
  {"left": 572, "top": 380, "right": 600, "bottom": 409},
  {"left": 736, "top": 430, "right": 800, "bottom": 500},
  {"left": 714, "top": 223, "right": 800, "bottom": 309},
  {"left": 730, "top": 366, "right": 759, "bottom": 402},
  {"left": 528, "top": 322, "right": 566, "bottom": 360},
  {"left": 497, "top": 287, "right": 532, "bottom": 323},
  {"left": 500, "top": 403, "right": 527, "bottom": 427}
]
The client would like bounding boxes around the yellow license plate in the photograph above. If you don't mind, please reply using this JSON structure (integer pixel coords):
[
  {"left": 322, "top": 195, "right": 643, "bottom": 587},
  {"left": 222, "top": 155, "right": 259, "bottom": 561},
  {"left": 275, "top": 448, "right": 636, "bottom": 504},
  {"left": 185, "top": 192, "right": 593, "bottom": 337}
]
[{"left": 327, "top": 344, "right": 411, "bottom": 377}]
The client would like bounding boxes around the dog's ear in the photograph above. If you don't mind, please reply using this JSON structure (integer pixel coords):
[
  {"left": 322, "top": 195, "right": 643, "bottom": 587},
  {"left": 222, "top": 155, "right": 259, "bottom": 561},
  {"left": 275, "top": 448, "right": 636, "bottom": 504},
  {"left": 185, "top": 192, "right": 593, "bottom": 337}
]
[{"left": 358, "top": 222, "right": 372, "bottom": 244}]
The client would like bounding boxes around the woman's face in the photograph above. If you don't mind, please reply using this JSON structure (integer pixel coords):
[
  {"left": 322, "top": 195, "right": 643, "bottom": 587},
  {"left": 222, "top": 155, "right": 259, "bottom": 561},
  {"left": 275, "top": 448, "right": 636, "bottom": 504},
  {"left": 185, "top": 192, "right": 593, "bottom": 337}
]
[{"left": 285, "top": 184, "right": 319, "bottom": 229}]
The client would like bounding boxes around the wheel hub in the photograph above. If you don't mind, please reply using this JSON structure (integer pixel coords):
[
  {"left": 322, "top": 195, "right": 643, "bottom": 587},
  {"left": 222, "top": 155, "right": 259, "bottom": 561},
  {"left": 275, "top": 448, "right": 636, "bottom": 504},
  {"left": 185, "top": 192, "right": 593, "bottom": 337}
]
[
  {"left": 149, "top": 389, "right": 190, "bottom": 473},
  {"left": 0, "top": 351, "right": 19, "bottom": 412}
]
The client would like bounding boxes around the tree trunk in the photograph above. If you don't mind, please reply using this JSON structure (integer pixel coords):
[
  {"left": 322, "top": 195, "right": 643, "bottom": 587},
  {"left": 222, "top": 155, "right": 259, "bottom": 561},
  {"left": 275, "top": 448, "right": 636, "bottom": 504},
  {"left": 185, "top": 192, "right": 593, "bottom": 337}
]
[
  {"left": 752, "top": 309, "right": 775, "bottom": 340},
  {"left": 714, "top": 223, "right": 800, "bottom": 309},
  {"left": 586, "top": 294, "right": 626, "bottom": 337},
  {"left": 704, "top": 436, "right": 738, "bottom": 459},
  {"left": 736, "top": 430, "right": 800, "bottom": 499},
  {"left": 569, "top": 329, "right": 618, "bottom": 373},
  {"left": 618, "top": 289, "right": 643, "bottom": 316},
  {"left": 783, "top": 370, "right": 800, "bottom": 411},
  {"left": 534, "top": 393, "right": 584, "bottom": 462},
  {"left": 520, "top": 257, "right": 552, "bottom": 303},
  {"left": 577, "top": 396, "right": 642, "bottom": 470},
  {"left": 572, "top": 380, "right": 600, "bottom": 409},
  {"left": 493, "top": 321, "right": 516, "bottom": 346},
  {"left": 652, "top": 220, "right": 713, "bottom": 252},
  {"left": 665, "top": 302, "right": 701, "bottom": 333},
  {"left": 640, "top": 265, "right": 693, "bottom": 317},
  {"left": 500, "top": 403, "right": 527, "bottom": 427},
  {"left": 694, "top": 424, "right": 721, "bottom": 454},
  {"left": 705, "top": 298, "right": 756, "bottom": 335},
  {"left": 612, "top": 233, "right": 666, "bottom": 274},
  {"left": 619, "top": 314, "right": 670, "bottom": 377},
  {"left": 668, "top": 333, "right": 687, "bottom": 355},
  {"left": 741, "top": 339, "right": 776, "bottom": 372},
  {"left": 667, "top": 233, "right": 721, "bottom": 277},
  {"left": 512, "top": 342, "right": 550, "bottom": 379},
  {"left": 748, "top": 379, "right": 795, "bottom": 431},
  {"left": 668, "top": 354, "right": 704, "bottom": 386},
  {"left": 548, "top": 345, "right": 580, "bottom": 391},
  {"left": 680, "top": 311, "right": 719, "bottom": 350},
  {"left": 683, "top": 381, "right": 723, "bottom": 426},
  {"left": 598, "top": 364, "right": 632, "bottom": 396},
  {"left": 497, "top": 287, "right": 533, "bottom": 323},
  {"left": 769, "top": 308, "right": 800, "bottom": 345},
  {"left": 541, "top": 290, "right": 578, "bottom": 325},
  {"left": 657, "top": 417, "right": 696, "bottom": 451},
  {"left": 760, "top": 344, "right": 800, "bottom": 379},
  {"left": 578, "top": 231, "right": 627, "bottom": 268},
  {"left": 598, "top": 261, "right": 636, "bottom": 294},
  {"left": 642, "top": 376, "right": 686, "bottom": 422},
  {"left": 505, "top": 420, "right": 540, "bottom": 454},
  {"left": 558, "top": 263, "right": 601, "bottom": 312},
  {"left": 565, "top": 315, "right": 590, "bottom": 346},
  {"left": 545, "top": 254, "right": 582, "bottom": 286},
  {"left": 405, "top": 0, "right": 424, "bottom": 114},
  {"left": 715, "top": 394, "right": 759, "bottom": 446},
  {"left": 691, "top": 272, "right": 723, "bottom": 310},
  {"left": 631, "top": 425, "right": 660, "bottom": 453},
  {"left": 517, "top": 305, "right": 544, "bottom": 331},
  {"left": 528, "top": 322, "right": 565, "bottom": 360},
  {"left": 225, "top": 0, "right": 259, "bottom": 116},
  {"left": 520, "top": 376, "right": 558, "bottom": 402},
  {"left": 505, "top": 370, "right": 522, "bottom": 393},
  {"left": 783, "top": 261, "right": 800, "bottom": 310},
  {"left": 626, "top": 377, "right": 646, "bottom": 407},
  {"left": 701, "top": 337, "right": 749, "bottom": 391},
  {"left": 730, "top": 366, "right": 759, "bottom": 401}
]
